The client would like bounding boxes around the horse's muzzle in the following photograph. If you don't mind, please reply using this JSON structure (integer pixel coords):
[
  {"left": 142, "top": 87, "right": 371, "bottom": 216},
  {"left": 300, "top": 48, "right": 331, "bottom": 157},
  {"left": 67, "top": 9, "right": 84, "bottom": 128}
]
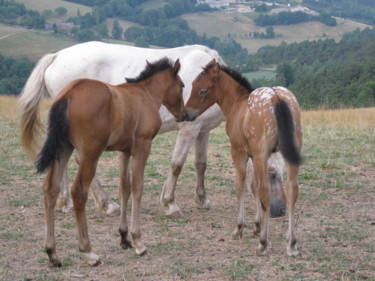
[{"left": 182, "top": 108, "right": 198, "bottom": 122}]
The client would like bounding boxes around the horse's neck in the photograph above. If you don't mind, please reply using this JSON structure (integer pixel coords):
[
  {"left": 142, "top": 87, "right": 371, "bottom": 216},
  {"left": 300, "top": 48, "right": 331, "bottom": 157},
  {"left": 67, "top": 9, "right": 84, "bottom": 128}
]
[
  {"left": 216, "top": 75, "right": 248, "bottom": 118},
  {"left": 138, "top": 78, "right": 167, "bottom": 107}
]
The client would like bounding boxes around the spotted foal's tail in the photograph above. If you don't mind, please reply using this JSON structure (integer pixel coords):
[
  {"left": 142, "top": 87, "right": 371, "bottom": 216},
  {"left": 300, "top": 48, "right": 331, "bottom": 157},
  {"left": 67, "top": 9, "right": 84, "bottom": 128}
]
[
  {"left": 274, "top": 100, "right": 302, "bottom": 165},
  {"left": 36, "top": 99, "right": 70, "bottom": 173}
]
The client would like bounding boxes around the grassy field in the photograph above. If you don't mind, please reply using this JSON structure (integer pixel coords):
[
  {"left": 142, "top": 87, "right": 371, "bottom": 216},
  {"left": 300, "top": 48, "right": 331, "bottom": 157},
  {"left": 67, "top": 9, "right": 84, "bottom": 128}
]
[
  {"left": 16, "top": 0, "right": 92, "bottom": 17},
  {"left": 181, "top": 12, "right": 371, "bottom": 53},
  {"left": 0, "top": 95, "right": 374, "bottom": 280}
]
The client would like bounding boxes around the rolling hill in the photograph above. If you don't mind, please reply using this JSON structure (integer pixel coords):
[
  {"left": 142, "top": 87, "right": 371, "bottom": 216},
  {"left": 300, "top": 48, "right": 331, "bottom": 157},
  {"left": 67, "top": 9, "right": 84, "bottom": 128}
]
[{"left": 0, "top": 0, "right": 372, "bottom": 58}]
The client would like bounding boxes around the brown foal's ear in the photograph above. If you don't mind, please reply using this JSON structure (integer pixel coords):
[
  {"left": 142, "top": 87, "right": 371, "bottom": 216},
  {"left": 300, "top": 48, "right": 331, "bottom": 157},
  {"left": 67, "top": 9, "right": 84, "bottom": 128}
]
[
  {"left": 210, "top": 62, "right": 221, "bottom": 77},
  {"left": 173, "top": 59, "right": 181, "bottom": 75}
]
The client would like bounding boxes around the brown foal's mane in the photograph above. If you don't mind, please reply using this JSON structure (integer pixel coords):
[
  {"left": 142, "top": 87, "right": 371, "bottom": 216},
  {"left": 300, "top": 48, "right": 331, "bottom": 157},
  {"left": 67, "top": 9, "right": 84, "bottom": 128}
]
[
  {"left": 125, "top": 57, "right": 174, "bottom": 83},
  {"left": 203, "top": 63, "right": 254, "bottom": 94}
]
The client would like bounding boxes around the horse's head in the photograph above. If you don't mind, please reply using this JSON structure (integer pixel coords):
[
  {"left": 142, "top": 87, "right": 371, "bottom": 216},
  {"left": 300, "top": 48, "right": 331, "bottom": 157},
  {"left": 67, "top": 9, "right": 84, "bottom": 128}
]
[
  {"left": 184, "top": 59, "right": 220, "bottom": 121},
  {"left": 268, "top": 168, "right": 287, "bottom": 218},
  {"left": 161, "top": 59, "right": 186, "bottom": 123}
]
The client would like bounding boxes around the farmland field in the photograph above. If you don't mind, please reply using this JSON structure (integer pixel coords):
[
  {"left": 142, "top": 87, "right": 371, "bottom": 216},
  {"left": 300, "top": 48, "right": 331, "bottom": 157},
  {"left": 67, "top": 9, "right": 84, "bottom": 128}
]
[{"left": 0, "top": 96, "right": 374, "bottom": 280}]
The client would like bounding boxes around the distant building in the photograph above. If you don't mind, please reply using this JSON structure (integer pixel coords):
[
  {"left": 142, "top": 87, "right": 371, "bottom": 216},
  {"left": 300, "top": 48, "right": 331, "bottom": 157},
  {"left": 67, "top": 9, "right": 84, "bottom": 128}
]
[
  {"left": 45, "top": 22, "right": 77, "bottom": 32},
  {"left": 197, "top": 0, "right": 237, "bottom": 9}
]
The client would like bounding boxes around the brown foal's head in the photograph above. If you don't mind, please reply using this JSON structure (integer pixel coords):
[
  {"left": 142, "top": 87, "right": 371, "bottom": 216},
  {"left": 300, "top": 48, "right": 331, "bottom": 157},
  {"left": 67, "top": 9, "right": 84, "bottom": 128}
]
[{"left": 161, "top": 59, "right": 186, "bottom": 122}]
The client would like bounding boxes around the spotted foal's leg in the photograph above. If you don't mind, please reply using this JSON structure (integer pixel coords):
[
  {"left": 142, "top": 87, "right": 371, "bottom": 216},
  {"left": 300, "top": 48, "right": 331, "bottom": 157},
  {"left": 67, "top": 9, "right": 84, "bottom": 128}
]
[
  {"left": 194, "top": 131, "right": 211, "bottom": 210},
  {"left": 44, "top": 147, "right": 73, "bottom": 267},
  {"left": 252, "top": 154, "right": 271, "bottom": 255},
  {"left": 285, "top": 163, "right": 300, "bottom": 256},
  {"left": 231, "top": 147, "right": 249, "bottom": 240},
  {"left": 118, "top": 152, "right": 132, "bottom": 250}
]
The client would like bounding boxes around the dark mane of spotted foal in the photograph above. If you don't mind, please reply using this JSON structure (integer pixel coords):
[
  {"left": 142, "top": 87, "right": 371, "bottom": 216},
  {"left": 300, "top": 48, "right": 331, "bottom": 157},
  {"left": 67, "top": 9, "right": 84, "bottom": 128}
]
[{"left": 203, "top": 63, "right": 254, "bottom": 93}]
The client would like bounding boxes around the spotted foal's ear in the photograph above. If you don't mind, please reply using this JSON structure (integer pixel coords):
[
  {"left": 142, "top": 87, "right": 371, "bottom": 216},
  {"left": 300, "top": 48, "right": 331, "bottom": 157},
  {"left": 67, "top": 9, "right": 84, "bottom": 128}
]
[{"left": 210, "top": 62, "right": 221, "bottom": 78}]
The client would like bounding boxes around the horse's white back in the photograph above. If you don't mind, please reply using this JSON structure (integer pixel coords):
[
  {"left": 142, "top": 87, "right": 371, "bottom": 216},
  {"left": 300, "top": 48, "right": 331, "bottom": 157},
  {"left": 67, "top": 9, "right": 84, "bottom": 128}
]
[{"left": 44, "top": 41, "right": 225, "bottom": 132}]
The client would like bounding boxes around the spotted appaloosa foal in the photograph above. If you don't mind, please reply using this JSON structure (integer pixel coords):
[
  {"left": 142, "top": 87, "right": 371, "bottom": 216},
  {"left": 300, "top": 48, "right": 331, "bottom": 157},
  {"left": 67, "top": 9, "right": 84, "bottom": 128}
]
[
  {"left": 184, "top": 59, "right": 303, "bottom": 256},
  {"left": 32, "top": 58, "right": 185, "bottom": 267}
]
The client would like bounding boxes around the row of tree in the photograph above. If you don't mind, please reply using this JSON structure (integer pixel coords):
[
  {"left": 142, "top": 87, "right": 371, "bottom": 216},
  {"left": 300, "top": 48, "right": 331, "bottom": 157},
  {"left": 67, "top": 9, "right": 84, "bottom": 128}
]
[
  {"left": 254, "top": 11, "right": 337, "bottom": 27},
  {"left": 249, "top": 28, "right": 375, "bottom": 108}
]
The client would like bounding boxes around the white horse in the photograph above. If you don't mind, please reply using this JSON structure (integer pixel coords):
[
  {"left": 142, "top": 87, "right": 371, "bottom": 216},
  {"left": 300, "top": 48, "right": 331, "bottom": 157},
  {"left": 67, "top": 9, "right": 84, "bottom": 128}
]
[{"left": 19, "top": 41, "right": 286, "bottom": 218}]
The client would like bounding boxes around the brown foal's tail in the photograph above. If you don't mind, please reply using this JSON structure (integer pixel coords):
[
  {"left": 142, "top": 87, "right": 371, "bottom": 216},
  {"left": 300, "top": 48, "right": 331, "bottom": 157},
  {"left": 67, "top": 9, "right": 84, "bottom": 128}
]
[
  {"left": 36, "top": 99, "right": 70, "bottom": 173},
  {"left": 18, "top": 53, "right": 57, "bottom": 159},
  {"left": 274, "top": 100, "right": 302, "bottom": 165}
]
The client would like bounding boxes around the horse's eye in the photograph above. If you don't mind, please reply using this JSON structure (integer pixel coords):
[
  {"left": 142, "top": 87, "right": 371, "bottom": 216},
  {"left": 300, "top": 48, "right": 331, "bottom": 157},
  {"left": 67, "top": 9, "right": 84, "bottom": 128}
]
[{"left": 199, "top": 89, "right": 208, "bottom": 96}]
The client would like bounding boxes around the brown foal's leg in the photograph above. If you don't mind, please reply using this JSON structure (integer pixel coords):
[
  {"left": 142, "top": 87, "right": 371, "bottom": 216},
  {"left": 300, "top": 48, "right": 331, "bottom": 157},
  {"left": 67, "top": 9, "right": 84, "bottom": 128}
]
[
  {"left": 44, "top": 147, "right": 72, "bottom": 267},
  {"left": 252, "top": 154, "right": 271, "bottom": 255},
  {"left": 130, "top": 139, "right": 152, "bottom": 255},
  {"left": 285, "top": 164, "right": 300, "bottom": 256},
  {"left": 118, "top": 152, "right": 132, "bottom": 249},
  {"left": 70, "top": 154, "right": 101, "bottom": 266},
  {"left": 230, "top": 147, "right": 249, "bottom": 240},
  {"left": 194, "top": 131, "right": 211, "bottom": 209}
]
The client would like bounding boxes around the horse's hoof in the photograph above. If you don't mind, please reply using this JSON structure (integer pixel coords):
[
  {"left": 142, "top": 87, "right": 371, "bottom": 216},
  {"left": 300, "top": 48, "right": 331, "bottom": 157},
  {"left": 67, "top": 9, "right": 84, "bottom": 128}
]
[
  {"left": 256, "top": 241, "right": 270, "bottom": 256},
  {"left": 231, "top": 228, "right": 243, "bottom": 240},
  {"left": 106, "top": 203, "right": 121, "bottom": 216},
  {"left": 49, "top": 258, "right": 62, "bottom": 268},
  {"left": 85, "top": 252, "right": 101, "bottom": 266},
  {"left": 164, "top": 204, "right": 183, "bottom": 218},
  {"left": 196, "top": 197, "right": 211, "bottom": 210},
  {"left": 135, "top": 246, "right": 147, "bottom": 256},
  {"left": 286, "top": 245, "right": 299, "bottom": 256},
  {"left": 120, "top": 240, "right": 133, "bottom": 250}
]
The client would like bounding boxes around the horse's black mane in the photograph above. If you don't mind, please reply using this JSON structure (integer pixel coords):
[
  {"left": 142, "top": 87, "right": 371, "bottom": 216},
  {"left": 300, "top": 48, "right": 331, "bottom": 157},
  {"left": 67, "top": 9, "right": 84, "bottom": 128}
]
[
  {"left": 126, "top": 57, "right": 174, "bottom": 83},
  {"left": 203, "top": 63, "right": 254, "bottom": 93}
]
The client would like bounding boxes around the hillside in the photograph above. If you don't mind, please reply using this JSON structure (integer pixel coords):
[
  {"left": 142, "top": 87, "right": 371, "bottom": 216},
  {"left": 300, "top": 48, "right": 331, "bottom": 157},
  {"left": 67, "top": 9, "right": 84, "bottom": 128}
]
[
  {"left": 0, "top": 0, "right": 370, "bottom": 57},
  {"left": 181, "top": 12, "right": 371, "bottom": 53}
]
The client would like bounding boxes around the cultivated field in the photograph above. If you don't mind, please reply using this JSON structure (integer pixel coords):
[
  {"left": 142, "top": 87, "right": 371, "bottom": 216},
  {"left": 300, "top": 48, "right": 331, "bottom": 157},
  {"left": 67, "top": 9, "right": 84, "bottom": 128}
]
[
  {"left": 181, "top": 12, "right": 371, "bottom": 53},
  {"left": 0, "top": 96, "right": 374, "bottom": 280}
]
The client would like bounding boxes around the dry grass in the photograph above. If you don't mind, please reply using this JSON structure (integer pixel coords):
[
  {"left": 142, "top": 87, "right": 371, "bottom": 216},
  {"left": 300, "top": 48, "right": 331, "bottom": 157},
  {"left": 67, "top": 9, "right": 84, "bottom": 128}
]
[
  {"left": 302, "top": 107, "right": 375, "bottom": 130},
  {"left": 1, "top": 96, "right": 374, "bottom": 281}
]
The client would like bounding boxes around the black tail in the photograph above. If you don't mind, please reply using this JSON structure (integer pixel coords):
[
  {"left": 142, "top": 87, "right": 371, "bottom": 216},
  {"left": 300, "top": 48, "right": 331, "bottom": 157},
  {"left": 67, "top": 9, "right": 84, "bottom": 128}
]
[
  {"left": 274, "top": 100, "right": 302, "bottom": 165},
  {"left": 35, "top": 99, "right": 70, "bottom": 173}
]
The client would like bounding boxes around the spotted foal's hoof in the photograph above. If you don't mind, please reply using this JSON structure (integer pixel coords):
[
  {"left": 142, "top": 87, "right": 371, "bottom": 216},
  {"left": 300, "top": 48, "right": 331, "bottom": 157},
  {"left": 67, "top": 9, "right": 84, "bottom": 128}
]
[{"left": 105, "top": 202, "right": 121, "bottom": 216}]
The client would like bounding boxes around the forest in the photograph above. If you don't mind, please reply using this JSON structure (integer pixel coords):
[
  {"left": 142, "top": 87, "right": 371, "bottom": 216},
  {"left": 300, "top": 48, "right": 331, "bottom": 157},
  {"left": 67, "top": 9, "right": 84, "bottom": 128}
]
[{"left": 249, "top": 28, "right": 375, "bottom": 109}]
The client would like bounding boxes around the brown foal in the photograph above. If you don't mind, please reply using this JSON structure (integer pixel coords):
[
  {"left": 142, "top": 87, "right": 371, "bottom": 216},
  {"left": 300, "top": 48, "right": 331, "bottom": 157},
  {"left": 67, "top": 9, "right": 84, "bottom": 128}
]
[
  {"left": 184, "top": 60, "right": 303, "bottom": 256},
  {"left": 32, "top": 58, "right": 185, "bottom": 267}
]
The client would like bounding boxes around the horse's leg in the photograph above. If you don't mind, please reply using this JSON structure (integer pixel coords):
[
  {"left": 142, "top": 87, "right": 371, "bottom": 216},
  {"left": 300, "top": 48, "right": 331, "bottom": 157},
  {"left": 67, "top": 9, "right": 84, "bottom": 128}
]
[
  {"left": 252, "top": 154, "right": 271, "bottom": 255},
  {"left": 118, "top": 152, "right": 132, "bottom": 249},
  {"left": 71, "top": 154, "right": 101, "bottom": 266},
  {"left": 130, "top": 139, "right": 152, "bottom": 255},
  {"left": 56, "top": 168, "right": 73, "bottom": 213},
  {"left": 194, "top": 130, "right": 211, "bottom": 209},
  {"left": 230, "top": 147, "right": 248, "bottom": 240},
  {"left": 285, "top": 163, "right": 300, "bottom": 256},
  {"left": 44, "top": 147, "right": 73, "bottom": 267},
  {"left": 74, "top": 154, "right": 120, "bottom": 217},
  {"left": 160, "top": 123, "right": 200, "bottom": 217}
]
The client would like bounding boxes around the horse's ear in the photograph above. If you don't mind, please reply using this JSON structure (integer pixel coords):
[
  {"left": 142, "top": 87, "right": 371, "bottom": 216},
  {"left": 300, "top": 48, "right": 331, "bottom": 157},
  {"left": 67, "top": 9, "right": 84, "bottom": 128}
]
[
  {"left": 146, "top": 60, "right": 151, "bottom": 66},
  {"left": 207, "top": 59, "right": 216, "bottom": 67},
  {"left": 173, "top": 59, "right": 181, "bottom": 75},
  {"left": 210, "top": 62, "right": 221, "bottom": 77}
]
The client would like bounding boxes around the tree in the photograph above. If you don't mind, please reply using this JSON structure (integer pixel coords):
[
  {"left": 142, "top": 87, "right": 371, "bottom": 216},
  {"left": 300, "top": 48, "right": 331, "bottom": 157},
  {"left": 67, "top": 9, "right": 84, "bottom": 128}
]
[
  {"left": 54, "top": 7, "right": 67, "bottom": 17},
  {"left": 112, "top": 20, "right": 123, "bottom": 40}
]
